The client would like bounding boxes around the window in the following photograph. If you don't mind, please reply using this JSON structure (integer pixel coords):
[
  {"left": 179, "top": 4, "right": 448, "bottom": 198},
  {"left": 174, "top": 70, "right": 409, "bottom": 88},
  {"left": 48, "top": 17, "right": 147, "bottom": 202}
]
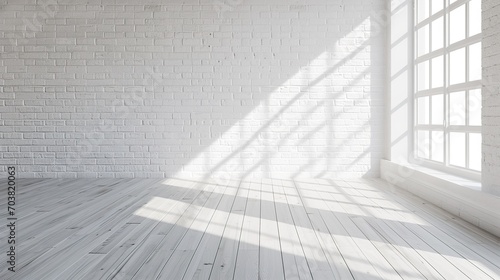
[{"left": 414, "top": 0, "right": 481, "bottom": 174}]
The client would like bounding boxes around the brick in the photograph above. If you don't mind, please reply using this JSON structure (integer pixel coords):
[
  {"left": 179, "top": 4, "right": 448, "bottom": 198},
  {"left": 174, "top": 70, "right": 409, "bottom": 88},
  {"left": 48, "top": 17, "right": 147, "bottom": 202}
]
[
  {"left": 0, "top": 0, "right": 385, "bottom": 179},
  {"left": 483, "top": 0, "right": 500, "bottom": 195}
]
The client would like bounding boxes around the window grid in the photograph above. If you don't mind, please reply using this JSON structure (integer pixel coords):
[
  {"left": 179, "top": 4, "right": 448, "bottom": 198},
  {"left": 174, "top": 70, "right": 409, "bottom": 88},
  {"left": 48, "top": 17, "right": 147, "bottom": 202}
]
[{"left": 414, "top": 0, "right": 481, "bottom": 174}]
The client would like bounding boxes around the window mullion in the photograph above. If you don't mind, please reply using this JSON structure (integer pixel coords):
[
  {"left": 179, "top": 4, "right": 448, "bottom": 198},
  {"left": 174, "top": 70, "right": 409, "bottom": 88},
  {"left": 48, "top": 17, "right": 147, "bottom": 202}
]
[
  {"left": 465, "top": 0, "right": 470, "bottom": 169},
  {"left": 444, "top": 0, "right": 450, "bottom": 168}
]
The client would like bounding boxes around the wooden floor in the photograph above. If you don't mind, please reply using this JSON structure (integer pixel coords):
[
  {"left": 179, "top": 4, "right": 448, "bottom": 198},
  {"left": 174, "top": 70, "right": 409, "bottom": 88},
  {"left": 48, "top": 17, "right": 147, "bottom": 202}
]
[{"left": 1, "top": 177, "right": 500, "bottom": 280}]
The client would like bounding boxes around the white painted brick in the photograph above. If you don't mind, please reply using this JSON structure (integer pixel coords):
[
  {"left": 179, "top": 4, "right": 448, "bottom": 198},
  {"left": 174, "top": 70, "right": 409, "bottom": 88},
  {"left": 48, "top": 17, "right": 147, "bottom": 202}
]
[
  {"left": 0, "top": 0, "right": 386, "bottom": 179},
  {"left": 482, "top": 0, "right": 500, "bottom": 195}
]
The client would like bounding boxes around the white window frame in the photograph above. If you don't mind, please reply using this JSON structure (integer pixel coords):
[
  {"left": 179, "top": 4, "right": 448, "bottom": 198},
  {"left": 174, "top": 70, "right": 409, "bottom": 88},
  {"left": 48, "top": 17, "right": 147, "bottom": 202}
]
[{"left": 412, "top": 0, "right": 481, "bottom": 180}]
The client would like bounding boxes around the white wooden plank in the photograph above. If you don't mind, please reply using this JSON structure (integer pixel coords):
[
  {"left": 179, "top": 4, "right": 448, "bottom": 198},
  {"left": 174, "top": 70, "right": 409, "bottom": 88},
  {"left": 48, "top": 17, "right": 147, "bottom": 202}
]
[
  {"left": 9, "top": 181, "right": 156, "bottom": 277},
  {"left": 259, "top": 178, "right": 285, "bottom": 280},
  {"left": 282, "top": 180, "right": 339, "bottom": 280},
  {"left": 8, "top": 180, "right": 159, "bottom": 280},
  {"left": 362, "top": 178, "right": 500, "bottom": 260},
  {"left": 323, "top": 179, "right": 450, "bottom": 279},
  {"left": 181, "top": 179, "right": 240, "bottom": 280},
  {"left": 294, "top": 179, "right": 384, "bottom": 280},
  {"left": 350, "top": 216, "right": 426, "bottom": 280},
  {"left": 365, "top": 217, "right": 447, "bottom": 279},
  {"left": 52, "top": 254, "right": 106, "bottom": 280},
  {"left": 272, "top": 179, "right": 313, "bottom": 280},
  {"left": 130, "top": 181, "right": 218, "bottom": 279},
  {"left": 347, "top": 179, "right": 500, "bottom": 279},
  {"left": 15, "top": 180, "right": 158, "bottom": 271},
  {"left": 83, "top": 179, "right": 201, "bottom": 280},
  {"left": 2, "top": 178, "right": 500, "bottom": 280},
  {"left": 208, "top": 181, "right": 247, "bottom": 280},
  {"left": 233, "top": 181, "right": 261, "bottom": 280},
  {"left": 156, "top": 183, "right": 229, "bottom": 280}
]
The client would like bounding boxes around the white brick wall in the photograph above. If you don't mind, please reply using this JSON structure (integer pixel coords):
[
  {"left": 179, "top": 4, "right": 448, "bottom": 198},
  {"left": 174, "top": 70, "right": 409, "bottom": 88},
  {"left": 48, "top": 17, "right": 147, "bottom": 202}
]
[
  {"left": 0, "top": 0, "right": 386, "bottom": 179},
  {"left": 482, "top": 0, "right": 500, "bottom": 195}
]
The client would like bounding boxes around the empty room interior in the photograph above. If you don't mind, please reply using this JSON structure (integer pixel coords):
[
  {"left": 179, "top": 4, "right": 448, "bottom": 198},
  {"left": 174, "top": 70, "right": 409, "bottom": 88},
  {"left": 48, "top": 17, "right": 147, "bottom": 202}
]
[{"left": 1, "top": 0, "right": 500, "bottom": 279}]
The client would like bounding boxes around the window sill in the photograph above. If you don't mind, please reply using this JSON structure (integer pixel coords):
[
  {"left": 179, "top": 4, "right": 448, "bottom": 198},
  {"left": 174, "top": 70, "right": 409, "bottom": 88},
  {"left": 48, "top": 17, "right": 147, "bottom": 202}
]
[
  {"left": 404, "top": 161, "right": 481, "bottom": 191},
  {"left": 380, "top": 159, "right": 500, "bottom": 238}
]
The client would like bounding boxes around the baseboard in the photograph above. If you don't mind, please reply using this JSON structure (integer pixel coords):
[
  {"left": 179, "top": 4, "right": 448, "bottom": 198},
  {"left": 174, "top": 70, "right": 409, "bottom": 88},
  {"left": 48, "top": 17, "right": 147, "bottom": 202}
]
[{"left": 380, "top": 159, "right": 500, "bottom": 238}]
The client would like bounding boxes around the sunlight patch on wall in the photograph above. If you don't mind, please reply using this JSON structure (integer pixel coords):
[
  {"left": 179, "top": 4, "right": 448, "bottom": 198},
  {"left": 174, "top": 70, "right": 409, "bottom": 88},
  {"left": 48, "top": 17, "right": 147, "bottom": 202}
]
[{"left": 172, "top": 26, "right": 381, "bottom": 181}]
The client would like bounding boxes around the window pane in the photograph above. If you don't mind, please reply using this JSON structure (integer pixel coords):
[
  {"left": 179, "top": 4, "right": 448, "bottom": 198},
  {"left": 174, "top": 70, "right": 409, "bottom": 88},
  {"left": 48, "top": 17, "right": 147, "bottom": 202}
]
[
  {"left": 469, "top": 42, "right": 481, "bottom": 81},
  {"left": 469, "top": 89, "right": 481, "bottom": 126},
  {"left": 417, "top": 25, "right": 430, "bottom": 57},
  {"left": 432, "top": 0, "right": 444, "bottom": 15},
  {"left": 417, "top": 0, "right": 429, "bottom": 23},
  {"left": 431, "top": 56, "right": 443, "bottom": 88},
  {"left": 418, "top": 96, "right": 430, "bottom": 125},
  {"left": 469, "top": 133, "right": 481, "bottom": 171},
  {"left": 432, "top": 94, "right": 444, "bottom": 125},
  {"left": 469, "top": 0, "right": 481, "bottom": 36},
  {"left": 450, "top": 91, "right": 466, "bottom": 125},
  {"left": 414, "top": 0, "right": 482, "bottom": 173},
  {"left": 431, "top": 17, "right": 444, "bottom": 51},
  {"left": 450, "top": 48, "right": 466, "bottom": 85},
  {"left": 417, "top": 61, "right": 429, "bottom": 91},
  {"left": 417, "top": 130, "right": 430, "bottom": 159},
  {"left": 450, "top": 132, "right": 466, "bottom": 167},
  {"left": 431, "top": 131, "right": 444, "bottom": 162},
  {"left": 450, "top": 5, "right": 466, "bottom": 44}
]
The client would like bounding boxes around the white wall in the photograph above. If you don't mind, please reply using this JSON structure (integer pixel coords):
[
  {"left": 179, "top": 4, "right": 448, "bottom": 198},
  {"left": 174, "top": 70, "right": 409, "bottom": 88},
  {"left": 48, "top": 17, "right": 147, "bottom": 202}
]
[
  {"left": 0, "top": 0, "right": 386, "bottom": 180},
  {"left": 482, "top": 0, "right": 500, "bottom": 195},
  {"left": 387, "top": 0, "right": 412, "bottom": 164}
]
